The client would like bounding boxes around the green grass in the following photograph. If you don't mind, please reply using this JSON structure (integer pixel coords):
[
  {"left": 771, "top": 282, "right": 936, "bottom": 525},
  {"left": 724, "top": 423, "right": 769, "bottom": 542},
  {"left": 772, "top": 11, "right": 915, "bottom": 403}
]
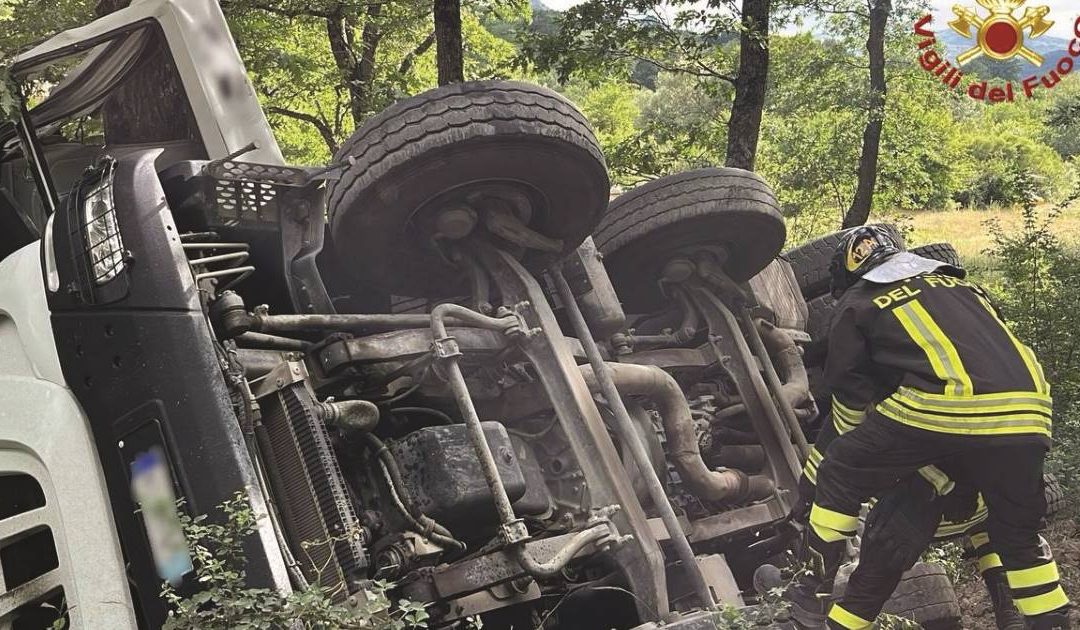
[{"left": 905, "top": 201, "right": 1080, "bottom": 273}]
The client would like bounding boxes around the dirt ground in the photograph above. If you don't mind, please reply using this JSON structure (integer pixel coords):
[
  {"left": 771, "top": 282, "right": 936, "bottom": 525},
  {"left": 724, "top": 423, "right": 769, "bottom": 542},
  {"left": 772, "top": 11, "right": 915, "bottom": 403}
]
[{"left": 955, "top": 518, "right": 1080, "bottom": 627}]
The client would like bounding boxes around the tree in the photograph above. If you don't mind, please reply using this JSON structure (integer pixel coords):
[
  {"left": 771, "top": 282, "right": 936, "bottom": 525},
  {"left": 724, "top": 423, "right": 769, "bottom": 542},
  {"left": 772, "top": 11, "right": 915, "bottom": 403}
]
[
  {"left": 435, "top": 0, "right": 464, "bottom": 84},
  {"left": 727, "top": 0, "right": 769, "bottom": 170},
  {"left": 520, "top": 0, "right": 762, "bottom": 168},
  {"left": 842, "top": 0, "right": 890, "bottom": 228}
]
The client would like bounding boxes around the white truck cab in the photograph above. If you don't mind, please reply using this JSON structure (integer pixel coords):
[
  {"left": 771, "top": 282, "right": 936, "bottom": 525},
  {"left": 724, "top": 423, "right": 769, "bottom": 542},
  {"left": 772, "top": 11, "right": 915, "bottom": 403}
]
[{"left": 1, "top": 0, "right": 291, "bottom": 626}]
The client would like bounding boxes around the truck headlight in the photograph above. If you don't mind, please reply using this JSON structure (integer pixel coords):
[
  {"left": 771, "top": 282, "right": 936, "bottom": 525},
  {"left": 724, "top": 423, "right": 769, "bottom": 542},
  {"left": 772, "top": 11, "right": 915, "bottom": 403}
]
[{"left": 81, "top": 160, "right": 125, "bottom": 285}]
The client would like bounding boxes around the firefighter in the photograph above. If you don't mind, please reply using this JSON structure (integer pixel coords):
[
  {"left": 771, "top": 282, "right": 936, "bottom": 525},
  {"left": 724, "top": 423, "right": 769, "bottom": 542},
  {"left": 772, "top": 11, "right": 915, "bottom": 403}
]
[
  {"left": 790, "top": 225, "right": 1070, "bottom": 629},
  {"left": 799, "top": 408, "right": 1026, "bottom": 630}
]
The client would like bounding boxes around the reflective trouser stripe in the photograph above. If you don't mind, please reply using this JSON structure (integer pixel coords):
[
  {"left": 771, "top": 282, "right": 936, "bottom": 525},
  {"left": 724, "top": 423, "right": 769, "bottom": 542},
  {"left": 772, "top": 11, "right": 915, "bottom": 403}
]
[
  {"left": 972, "top": 293, "right": 1050, "bottom": 395},
  {"left": 1015, "top": 586, "right": 1070, "bottom": 616},
  {"left": 1008, "top": 562, "right": 1061, "bottom": 590},
  {"left": 810, "top": 504, "right": 858, "bottom": 542},
  {"left": 970, "top": 532, "right": 990, "bottom": 547},
  {"left": 803, "top": 446, "right": 823, "bottom": 483},
  {"left": 828, "top": 604, "right": 872, "bottom": 629},
  {"left": 832, "top": 397, "right": 866, "bottom": 435},
  {"left": 935, "top": 494, "right": 987, "bottom": 538},
  {"left": 934, "top": 509, "right": 987, "bottom": 538},
  {"left": 979, "top": 553, "right": 1003, "bottom": 573},
  {"left": 893, "top": 301, "right": 973, "bottom": 397},
  {"left": 917, "top": 465, "right": 955, "bottom": 495},
  {"left": 877, "top": 398, "right": 1052, "bottom": 437}
]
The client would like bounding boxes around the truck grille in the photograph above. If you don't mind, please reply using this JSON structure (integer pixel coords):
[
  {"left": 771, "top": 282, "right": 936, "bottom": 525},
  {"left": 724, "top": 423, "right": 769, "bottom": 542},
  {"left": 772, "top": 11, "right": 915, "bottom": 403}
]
[{"left": 260, "top": 383, "right": 366, "bottom": 596}]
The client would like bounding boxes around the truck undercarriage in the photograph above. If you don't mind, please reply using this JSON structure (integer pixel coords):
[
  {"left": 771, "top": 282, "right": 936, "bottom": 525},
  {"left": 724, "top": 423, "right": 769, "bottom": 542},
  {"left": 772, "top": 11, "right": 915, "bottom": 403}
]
[{"left": 0, "top": 2, "right": 968, "bottom": 628}]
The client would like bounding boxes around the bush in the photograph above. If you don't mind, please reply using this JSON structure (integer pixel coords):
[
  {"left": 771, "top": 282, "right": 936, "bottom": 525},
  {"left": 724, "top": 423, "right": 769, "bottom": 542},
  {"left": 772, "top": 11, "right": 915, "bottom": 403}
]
[
  {"left": 954, "top": 107, "right": 1072, "bottom": 208},
  {"left": 161, "top": 493, "right": 429, "bottom": 630},
  {"left": 982, "top": 178, "right": 1080, "bottom": 492}
]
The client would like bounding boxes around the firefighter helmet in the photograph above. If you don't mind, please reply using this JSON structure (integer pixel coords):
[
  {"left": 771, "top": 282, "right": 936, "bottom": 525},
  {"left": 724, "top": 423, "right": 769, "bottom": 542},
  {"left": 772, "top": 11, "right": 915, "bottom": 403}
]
[{"left": 829, "top": 225, "right": 903, "bottom": 297}]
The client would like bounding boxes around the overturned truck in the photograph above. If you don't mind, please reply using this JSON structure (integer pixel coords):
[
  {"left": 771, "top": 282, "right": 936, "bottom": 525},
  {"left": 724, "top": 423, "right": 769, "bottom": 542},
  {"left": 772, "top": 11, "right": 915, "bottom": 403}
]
[{"left": 0, "top": 1, "right": 967, "bottom": 628}]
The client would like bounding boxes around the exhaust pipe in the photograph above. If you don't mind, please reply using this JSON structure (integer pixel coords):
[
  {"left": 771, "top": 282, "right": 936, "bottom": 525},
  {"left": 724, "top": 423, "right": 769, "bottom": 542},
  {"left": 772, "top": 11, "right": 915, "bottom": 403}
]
[{"left": 579, "top": 362, "right": 774, "bottom": 503}]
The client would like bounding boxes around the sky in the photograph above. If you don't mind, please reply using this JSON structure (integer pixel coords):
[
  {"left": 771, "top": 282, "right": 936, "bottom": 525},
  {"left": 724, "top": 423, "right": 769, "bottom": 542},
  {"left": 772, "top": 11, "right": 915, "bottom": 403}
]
[{"left": 540, "top": 0, "right": 1080, "bottom": 39}]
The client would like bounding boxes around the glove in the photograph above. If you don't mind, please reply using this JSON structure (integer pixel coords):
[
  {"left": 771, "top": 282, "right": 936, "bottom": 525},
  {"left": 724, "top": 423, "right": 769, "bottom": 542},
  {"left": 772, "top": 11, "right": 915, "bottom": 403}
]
[
  {"left": 861, "top": 474, "right": 944, "bottom": 573},
  {"left": 941, "top": 484, "right": 979, "bottom": 524}
]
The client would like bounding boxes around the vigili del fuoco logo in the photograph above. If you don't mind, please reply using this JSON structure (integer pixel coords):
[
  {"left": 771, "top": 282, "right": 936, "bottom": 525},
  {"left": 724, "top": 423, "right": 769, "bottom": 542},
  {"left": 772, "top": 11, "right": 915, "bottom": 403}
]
[{"left": 914, "top": 1, "right": 1080, "bottom": 103}]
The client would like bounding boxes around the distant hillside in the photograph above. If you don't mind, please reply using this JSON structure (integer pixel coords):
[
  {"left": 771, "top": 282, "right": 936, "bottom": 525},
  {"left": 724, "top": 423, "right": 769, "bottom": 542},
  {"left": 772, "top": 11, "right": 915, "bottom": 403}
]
[{"left": 935, "top": 27, "right": 1071, "bottom": 80}]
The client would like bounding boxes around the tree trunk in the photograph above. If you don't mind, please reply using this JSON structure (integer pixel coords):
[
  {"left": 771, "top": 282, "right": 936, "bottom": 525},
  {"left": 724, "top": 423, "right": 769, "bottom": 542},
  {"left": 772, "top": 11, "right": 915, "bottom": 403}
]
[
  {"left": 843, "top": 0, "right": 891, "bottom": 229},
  {"left": 434, "top": 0, "right": 464, "bottom": 85},
  {"left": 725, "top": 0, "right": 770, "bottom": 171},
  {"left": 95, "top": 0, "right": 200, "bottom": 145},
  {"left": 327, "top": 4, "right": 381, "bottom": 127}
]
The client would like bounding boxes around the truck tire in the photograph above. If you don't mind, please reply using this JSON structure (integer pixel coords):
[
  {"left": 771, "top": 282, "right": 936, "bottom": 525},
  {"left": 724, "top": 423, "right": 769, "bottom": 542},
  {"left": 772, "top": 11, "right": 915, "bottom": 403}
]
[
  {"left": 910, "top": 242, "right": 962, "bottom": 268},
  {"left": 806, "top": 293, "right": 837, "bottom": 344},
  {"left": 327, "top": 81, "right": 609, "bottom": 297},
  {"left": 593, "top": 167, "right": 785, "bottom": 312},
  {"left": 1045, "top": 473, "right": 1064, "bottom": 520},
  {"left": 882, "top": 562, "right": 963, "bottom": 629},
  {"left": 782, "top": 224, "right": 904, "bottom": 299},
  {"left": 833, "top": 562, "right": 962, "bottom": 630}
]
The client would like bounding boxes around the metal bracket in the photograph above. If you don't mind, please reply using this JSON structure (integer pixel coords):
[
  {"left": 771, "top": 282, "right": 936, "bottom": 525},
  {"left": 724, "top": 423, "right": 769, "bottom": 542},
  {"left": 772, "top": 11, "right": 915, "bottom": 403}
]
[
  {"left": 431, "top": 335, "right": 463, "bottom": 360},
  {"left": 499, "top": 519, "right": 531, "bottom": 546},
  {"left": 251, "top": 359, "right": 309, "bottom": 399}
]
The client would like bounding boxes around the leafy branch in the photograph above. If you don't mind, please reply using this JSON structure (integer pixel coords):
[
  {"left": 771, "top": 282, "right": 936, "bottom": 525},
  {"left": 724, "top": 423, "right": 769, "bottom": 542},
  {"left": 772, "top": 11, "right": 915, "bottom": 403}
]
[{"left": 161, "top": 492, "right": 430, "bottom": 630}]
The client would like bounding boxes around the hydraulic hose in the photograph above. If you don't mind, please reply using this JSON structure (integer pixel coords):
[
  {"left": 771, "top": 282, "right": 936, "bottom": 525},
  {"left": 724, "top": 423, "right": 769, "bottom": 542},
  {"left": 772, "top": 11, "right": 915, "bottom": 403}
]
[{"left": 363, "top": 434, "right": 465, "bottom": 551}]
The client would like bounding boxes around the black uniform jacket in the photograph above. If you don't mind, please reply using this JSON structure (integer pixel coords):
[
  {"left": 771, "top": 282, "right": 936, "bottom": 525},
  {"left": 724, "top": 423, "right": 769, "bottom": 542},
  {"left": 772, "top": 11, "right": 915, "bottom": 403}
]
[{"left": 823, "top": 272, "right": 1051, "bottom": 447}]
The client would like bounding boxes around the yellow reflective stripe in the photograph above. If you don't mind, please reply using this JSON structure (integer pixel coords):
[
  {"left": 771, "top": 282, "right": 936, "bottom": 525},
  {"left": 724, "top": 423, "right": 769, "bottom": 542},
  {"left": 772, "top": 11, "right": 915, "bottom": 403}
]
[
  {"left": 832, "top": 397, "right": 866, "bottom": 425},
  {"left": 970, "top": 532, "right": 991, "bottom": 548},
  {"left": 810, "top": 504, "right": 858, "bottom": 542},
  {"left": 892, "top": 387, "right": 1051, "bottom": 416},
  {"left": 827, "top": 604, "right": 872, "bottom": 629},
  {"left": 1015, "top": 586, "right": 1069, "bottom": 616},
  {"left": 918, "top": 465, "right": 955, "bottom": 496},
  {"left": 810, "top": 522, "right": 848, "bottom": 542},
  {"left": 1008, "top": 562, "right": 1061, "bottom": 589},
  {"left": 893, "top": 386, "right": 1051, "bottom": 404},
  {"left": 877, "top": 399, "right": 1052, "bottom": 437},
  {"left": 803, "top": 447, "right": 823, "bottom": 483},
  {"left": 894, "top": 301, "right": 973, "bottom": 397},
  {"left": 935, "top": 509, "right": 987, "bottom": 538},
  {"left": 979, "top": 553, "right": 1003, "bottom": 573},
  {"left": 832, "top": 397, "right": 865, "bottom": 436},
  {"left": 973, "top": 293, "right": 1050, "bottom": 396}
]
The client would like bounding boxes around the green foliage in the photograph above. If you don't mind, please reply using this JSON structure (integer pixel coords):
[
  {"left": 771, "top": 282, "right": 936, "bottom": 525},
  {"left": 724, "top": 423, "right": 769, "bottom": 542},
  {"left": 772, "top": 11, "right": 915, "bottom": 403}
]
[
  {"left": 1044, "top": 79, "right": 1080, "bottom": 160},
  {"left": 0, "top": 66, "right": 19, "bottom": 122},
  {"left": 954, "top": 104, "right": 1073, "bottom": 208},
  {"left": 982, "top": 181, "right": 1080, "bottom": 491},
  {"left": 162, "top": 493, "right": 429, "bottom": 630},
  {"left": 922, "top": 542, "right": 967, "bottom": 584}
]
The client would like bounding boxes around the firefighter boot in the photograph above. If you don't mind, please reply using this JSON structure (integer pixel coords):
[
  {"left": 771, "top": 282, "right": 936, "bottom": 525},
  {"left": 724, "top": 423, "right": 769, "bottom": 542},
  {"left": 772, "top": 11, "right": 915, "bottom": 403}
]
[
  {"left": 984, "top": 569, "right": 1025, "bottom": 630},
  {"left": 785, "top": 535, "right": 846, "bottom": 629},
  {"left": 1025, "top": 608, "right": 1071, "bottom": 630},
  {"left": 784, "top": 577, "right": 830, "bottom": 629}
]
